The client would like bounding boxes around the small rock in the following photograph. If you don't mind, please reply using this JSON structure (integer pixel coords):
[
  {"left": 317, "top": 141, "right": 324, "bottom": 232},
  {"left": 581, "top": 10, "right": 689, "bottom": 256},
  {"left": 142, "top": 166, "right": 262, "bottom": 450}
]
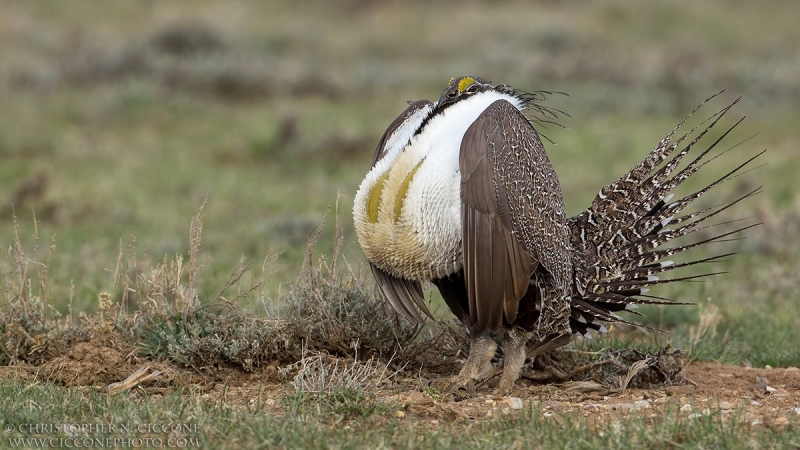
[
  {"left": 751, "top": 401, "right": 762, "bottom": 406},
  {"left": 765, "top": 365, "right": 773, "bottom": 370},
  {"left": 795, "top": 407, "right": 800, "bottom": 415},
  {"left": 506, "top": 397, "right": 523, "bottom": 410},
  {"left": 680, "top": 404, "right": 693, "bottom": 412},
  {"left": 719, "top": 401, "right": 734, "bottom": 410},
  {"left": 665, "top": 385, "right": 695, "bottom": 396},
  {"left": 745, "top": 412, "right": 762, "bottom": 425},
  {"left": 614, "top": 403, "right": 634, "bottom": 411},
  {"left": 688, "top": 412, "right": 703, "bottom": 419},
  {"left": 634, "top": 400, "right": 651, "bottom": 409},
  {"left": 430, "top": 419, "right": 438, "bottom": 425},
  {"left": 396, "top": 411, "right": 405, "bottom": 419},
  {"left": 718, "top": 373, "right": 733, "bottom": 378},
  {"left": 766, "top": 386, "right": 776, "bottom": 393},
  {"left": 785, "top": 367, "right": 799, "bottom": 371},
  {"left": 542, "top": 401, "right": 563, "bottom": 409},
  {"left": 774, "top": 417, "right": 788, "bottom": 426}
]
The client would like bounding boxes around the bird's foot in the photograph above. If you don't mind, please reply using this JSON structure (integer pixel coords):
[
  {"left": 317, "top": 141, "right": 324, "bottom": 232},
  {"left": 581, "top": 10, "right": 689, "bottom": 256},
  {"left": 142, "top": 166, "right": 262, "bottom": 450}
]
[
  {"left": 443, "top": 375, "right": 478, "bottom": 395},
  {"left": 428, "top": 376, "right": 479, "bottom": 396},
  {"left": 491, "top": 380, "right": 515, "bottom": 397}
]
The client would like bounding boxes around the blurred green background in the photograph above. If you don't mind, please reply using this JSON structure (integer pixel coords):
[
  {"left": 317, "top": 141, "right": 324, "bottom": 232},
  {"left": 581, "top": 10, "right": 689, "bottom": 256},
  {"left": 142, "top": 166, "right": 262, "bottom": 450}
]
[{"left": 1, "top": 0, "right": 798, "bottom": 330}]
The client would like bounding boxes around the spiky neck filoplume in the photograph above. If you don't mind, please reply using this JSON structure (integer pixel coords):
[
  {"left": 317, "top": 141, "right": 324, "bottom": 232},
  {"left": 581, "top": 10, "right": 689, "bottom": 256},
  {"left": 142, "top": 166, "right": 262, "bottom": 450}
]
[{"left": 418, "top": 77, "right": 564, "bottom": 135}]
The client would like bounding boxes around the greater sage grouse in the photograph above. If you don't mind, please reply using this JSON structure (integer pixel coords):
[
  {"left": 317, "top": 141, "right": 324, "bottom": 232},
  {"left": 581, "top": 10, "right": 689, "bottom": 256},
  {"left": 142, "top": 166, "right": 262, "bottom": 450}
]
[{"left": 353, "top": 76, "right": 760, "bottom": 395}]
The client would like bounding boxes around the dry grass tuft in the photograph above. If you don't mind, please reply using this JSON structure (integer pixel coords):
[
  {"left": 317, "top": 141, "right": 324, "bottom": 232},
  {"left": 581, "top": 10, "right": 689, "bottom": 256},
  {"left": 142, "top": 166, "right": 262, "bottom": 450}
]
[
  {"left": 560, "top": 346, "right": 686, "bottom": 393},
  {"left": 0, "top": 212, "right": 70, "bottom": 365},
  {"left": 289, "top": 346, "right": 401, "bottom": 394}
]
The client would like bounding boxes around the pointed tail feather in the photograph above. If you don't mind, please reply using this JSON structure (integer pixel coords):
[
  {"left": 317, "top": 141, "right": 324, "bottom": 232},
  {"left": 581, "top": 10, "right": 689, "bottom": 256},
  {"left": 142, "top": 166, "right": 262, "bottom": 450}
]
[{"left": 567, "top": 97, "right": 760, "bottom": 334}]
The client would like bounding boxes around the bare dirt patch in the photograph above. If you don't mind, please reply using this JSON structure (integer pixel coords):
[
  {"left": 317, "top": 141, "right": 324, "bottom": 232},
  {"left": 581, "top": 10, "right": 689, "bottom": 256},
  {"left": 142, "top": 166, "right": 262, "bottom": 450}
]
[
  {"left": 38, "top": 342, "right": 130, "bottom": 386},
  {"left": 397, "top": 362, "right": 798, "bottom": 429},
  {"left": 3, "top": 351, "right": 799, "bottom": 431}
]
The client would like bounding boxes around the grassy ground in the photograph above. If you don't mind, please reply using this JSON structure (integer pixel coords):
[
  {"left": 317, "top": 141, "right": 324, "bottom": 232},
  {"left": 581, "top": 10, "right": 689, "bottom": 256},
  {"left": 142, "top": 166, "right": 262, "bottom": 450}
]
[
  {"left": 2, "top": 379, "right": 797, "bottom": 449},
  {"left": 1, "top": 0, "right": 799, "bottom": 448}
]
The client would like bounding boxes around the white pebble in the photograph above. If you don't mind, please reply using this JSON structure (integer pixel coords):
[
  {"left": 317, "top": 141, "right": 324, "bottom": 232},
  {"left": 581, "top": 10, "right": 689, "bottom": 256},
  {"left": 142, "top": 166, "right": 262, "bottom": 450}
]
[
  {"left": 506, "top": 397, "right": 523, "bottom": 410},
  {"left": 680, "top": 404, "right": 693, "bottom": 412},
  {"left": 634, "top": 400, "right": 650, "bottom": 409}
]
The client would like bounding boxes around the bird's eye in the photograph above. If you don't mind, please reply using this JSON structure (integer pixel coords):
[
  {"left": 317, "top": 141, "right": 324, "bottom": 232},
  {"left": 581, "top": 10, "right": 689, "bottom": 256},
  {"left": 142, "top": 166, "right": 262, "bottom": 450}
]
[{"left": 466, "top": 85, "right": 478, "bottom": 93}]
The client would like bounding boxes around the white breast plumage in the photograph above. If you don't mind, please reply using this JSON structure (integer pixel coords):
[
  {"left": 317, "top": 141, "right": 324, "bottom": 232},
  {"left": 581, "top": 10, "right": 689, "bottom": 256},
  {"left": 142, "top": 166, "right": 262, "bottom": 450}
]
[{"left": 354, "top": 91, "right": 523, "bottom": 281}]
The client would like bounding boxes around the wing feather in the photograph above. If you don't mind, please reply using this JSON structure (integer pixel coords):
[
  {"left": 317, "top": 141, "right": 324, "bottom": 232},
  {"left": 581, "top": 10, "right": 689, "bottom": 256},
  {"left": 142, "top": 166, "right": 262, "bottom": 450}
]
[
  {"left": 371, "top": 263, "right": 432, "bottom": 323},
  {"left": 460, "top": 99, "right": 572, "bottom": 331},
  {"left": 367, "top": 100, "right": 434, "bottom": 324},
  {"left": 371, "top": 100, "right": 433, "bottom": 166}
]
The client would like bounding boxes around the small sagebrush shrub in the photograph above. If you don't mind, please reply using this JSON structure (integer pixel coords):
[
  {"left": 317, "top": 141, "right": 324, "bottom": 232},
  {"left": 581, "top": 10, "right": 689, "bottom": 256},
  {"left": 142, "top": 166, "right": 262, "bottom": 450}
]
[
  {"left": 121, "top": 205, "right": 292, "bottom": 371},
  {"left": 130, "top": 304, "right": 286, "bottom": 372},
  {"left": 282, "top": 208, "right": 420, "bottom": 360}
]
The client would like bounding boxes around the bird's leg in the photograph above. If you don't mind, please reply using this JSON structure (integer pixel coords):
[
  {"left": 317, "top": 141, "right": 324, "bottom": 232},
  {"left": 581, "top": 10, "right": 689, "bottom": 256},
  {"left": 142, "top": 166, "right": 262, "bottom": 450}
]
[
  {"left": 492, "top": 327, "right": 533, "bottom": 396},
  {"left": 445, "top": 330, "right": 496, "bottom": 394},
  {"left": 475, "top": 333, "right": 574, "bottom": 389},
  {"left": 493, "top": 333, "right": 573, "bottom": 395}
]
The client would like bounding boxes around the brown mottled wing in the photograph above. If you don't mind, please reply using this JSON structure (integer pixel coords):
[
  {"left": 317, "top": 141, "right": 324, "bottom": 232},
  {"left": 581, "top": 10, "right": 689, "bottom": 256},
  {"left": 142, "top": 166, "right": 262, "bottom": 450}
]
[
  {"left": 460, "top": 100, "right": 572, "bottom": 331},
  {"left": 370, "top": 99, "right": 435, "bottom": 324},
  {"left": 371, "top": 99, "right": 433, "bottom": 166}
]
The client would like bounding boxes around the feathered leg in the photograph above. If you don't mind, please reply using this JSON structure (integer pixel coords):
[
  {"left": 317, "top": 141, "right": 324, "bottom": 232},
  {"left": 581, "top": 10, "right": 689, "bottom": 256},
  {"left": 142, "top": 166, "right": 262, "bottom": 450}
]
[
  {"left": 445, "top": 330, "right": 496, "bottom": 394},
  {"left": 493, "top": 327, "right": 533, "bottom": 395},
  {"left": 489, "top": 331, "right": 572, "bottom": 395}
]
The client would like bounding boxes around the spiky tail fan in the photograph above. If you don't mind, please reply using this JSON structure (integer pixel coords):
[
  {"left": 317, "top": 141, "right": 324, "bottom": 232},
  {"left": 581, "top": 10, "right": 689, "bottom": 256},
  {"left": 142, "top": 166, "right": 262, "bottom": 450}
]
[{"left": 566, "top": 94, "right": 763, "bottom": 336}]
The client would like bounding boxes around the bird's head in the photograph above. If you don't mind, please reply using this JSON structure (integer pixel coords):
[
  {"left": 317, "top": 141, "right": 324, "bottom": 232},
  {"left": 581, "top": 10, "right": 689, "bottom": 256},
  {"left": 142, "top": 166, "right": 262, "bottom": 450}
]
[
  {"left": 434, "top": 76, "right": 568, "bottom": 140},
  {"left": 436, "top": 76, "right": 495, "bottom": 109}
]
